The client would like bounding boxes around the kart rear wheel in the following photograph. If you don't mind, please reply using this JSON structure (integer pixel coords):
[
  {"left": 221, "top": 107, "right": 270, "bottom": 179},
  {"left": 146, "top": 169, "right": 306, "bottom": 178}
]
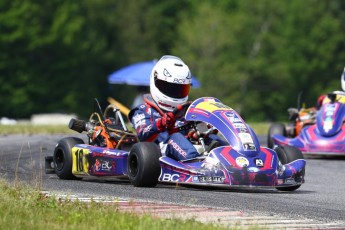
[
  {"left": 267, "top": 123, "right": 286, "bottom": 149},
  {"left": 54, "top": 137, "right": 84, "bottom": 180},
  {"left": 275, "top": 145, "right": 305, "bottom": 191},
  {"left": 128, "top": 142, "right": 161, "bottom": 187}
]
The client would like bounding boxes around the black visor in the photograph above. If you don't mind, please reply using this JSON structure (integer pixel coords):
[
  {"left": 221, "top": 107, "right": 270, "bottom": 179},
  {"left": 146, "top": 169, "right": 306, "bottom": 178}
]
[{"left": 155, "top": 79, "right": 190, "bottom": 98}]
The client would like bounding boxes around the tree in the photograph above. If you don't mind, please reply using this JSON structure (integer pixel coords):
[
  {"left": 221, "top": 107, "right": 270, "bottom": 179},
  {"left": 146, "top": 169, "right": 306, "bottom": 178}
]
[{"left": 174, "top": 0, "right": 345, "bottom": 121}]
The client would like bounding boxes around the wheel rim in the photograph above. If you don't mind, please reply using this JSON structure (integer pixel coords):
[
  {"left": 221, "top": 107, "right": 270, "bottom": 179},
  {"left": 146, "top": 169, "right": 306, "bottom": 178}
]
[
  {"left": 129, "top": 154, "right": 138, "bottom": 177},
  {"left": 55, "top": 149, "right": 65, "bottom": 171}
]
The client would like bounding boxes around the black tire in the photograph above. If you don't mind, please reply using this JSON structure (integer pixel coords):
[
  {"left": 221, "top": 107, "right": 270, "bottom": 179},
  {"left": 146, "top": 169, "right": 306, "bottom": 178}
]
[
  {"left": 127, "top": 142, "right": 161, "bottom": 187},
  {"left": 285, "top": 123, "right": 296, "bottom": 138},
  {"left": 275, "top": 145, "right": 305, "bottom": 191},
  {"left": 267, "top": 123, "right": 286, "bottom": 149},
  {"left": 53, "top": 137, "right": 84, "bottom": 180}
]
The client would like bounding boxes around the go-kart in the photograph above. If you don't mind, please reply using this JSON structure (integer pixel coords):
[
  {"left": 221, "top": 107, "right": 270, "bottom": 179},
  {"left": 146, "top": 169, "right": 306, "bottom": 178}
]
[
  {"left": 45, "top": 97, "right": 306, "bottom": 191},
  {"left": 267, "top": 107, "right": 317, "bottom": 148},
  {"left": 268, "top": 93, "right": 345, "bottom": 156}
]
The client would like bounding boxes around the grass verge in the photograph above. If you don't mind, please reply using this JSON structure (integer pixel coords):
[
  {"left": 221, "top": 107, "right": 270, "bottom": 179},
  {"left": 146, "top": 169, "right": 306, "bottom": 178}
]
[
  {"left": 0, "top": 124, "right": 75, "bottom": 135},
  {"left": 0, "top": 179, "right": 247, "bottom": 230}
]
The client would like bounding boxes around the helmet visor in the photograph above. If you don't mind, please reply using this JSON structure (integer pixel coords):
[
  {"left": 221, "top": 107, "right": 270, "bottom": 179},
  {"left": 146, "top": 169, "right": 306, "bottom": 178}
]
[{"left": 155, "top": 79, "right": 190, "bottom": 98}]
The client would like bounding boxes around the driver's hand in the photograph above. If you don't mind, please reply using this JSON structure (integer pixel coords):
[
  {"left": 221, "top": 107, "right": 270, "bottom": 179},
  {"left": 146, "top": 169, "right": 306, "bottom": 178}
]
[
  {"left": 174, "top": 101, "right": 192, "bottom": 119},
  {"left": 156, "top": 112, "right": 176, "bottom": 131}
]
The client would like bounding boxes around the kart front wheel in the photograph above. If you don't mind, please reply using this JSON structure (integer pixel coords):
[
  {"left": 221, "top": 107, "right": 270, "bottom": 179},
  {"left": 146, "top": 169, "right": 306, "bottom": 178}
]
[
  {"left": 267, "top": 123, "right": 286, "bottom": 149},
  {"left": 54, "top": 137, "right": 84, "bottom": 180},
  {"left": 128, "top": 142, "right": 161, "bottom": 187},
  {"left": 275, "top": 145, "right": 305, "bottom": 191}
]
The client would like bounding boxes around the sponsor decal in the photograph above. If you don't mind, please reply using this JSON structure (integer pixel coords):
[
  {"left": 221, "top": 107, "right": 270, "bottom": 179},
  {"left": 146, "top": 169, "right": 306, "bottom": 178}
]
[
  {"left": 161, "top": 173, "right": 188, "bottom": 182},
  {"left": 163, "top": 68, "right": 172, "bottom": 77},
  {"left": 101, "top": 150, "right": 125, "bottom": 156},
  {"left": 233, "top": 123, "right": 246, "bottom": 129},
  {"left": 186, "top": 73, "right": 192, "bottom": 79},
  {"left": 323, "top": 117, "right": 333, "bottom": 132},
  {"left": 143, "top": 124, "right": 152, "bottom": 133},
  {"left": 239, "top": 128, "right": 248, "bottom": 133},
  {"left": 255, "top": 158, "right": 264, "bottom": 167},
  {"left": 134, "top": 120, "right": 146, "bottom": 129},
  {"left": 238, "top": 133, "right": 253, "bottom": 143},
  {"left": 326, "top": 111, "right": 334, "bottom": 116},
  {"left": 198, "top": 176, "right": 225, "bottom": 183},
  {"left": 195, "top": 101, "right": 232, "bottom": 113},
  {"left": 133, "top": 113, "right": 145, "bottom": 122},
  {"left": 325, "top": 104, "right": 336, "bottom": 112},
  {"left": 248, "top": 167, "right": 259, "bottom": 172},
  {"left": 225, "top": 113, "right": 242, "bottom": 123},
  {"left": 93, "top": 159, "right": 114, "bottom": 172},
  {"left": 284, "top": 178, "right": 296, "bottom": 184},
  {"left": 235, "top": 156, "right": 249, "bottom": 167},
  {"left": 162, "top": 173, "right": 180, "bottom": 182},
  {"left": 243, "top": 143, "right": 256, "bottom": 151},
  {"left": 168, "top": 139, "right": 187, "bottom": 158},
  {"left": 173, "top": 78, "right": 187, "bottom": 84}
]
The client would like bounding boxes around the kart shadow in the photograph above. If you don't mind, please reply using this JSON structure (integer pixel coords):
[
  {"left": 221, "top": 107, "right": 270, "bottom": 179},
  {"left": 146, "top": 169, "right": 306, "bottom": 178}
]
[
  {"left": 51, "top": 176, "right": 313, "bottom": 194},
  {"left": 304, "top": 155, "right": 345, "bottom": 161},
  {"left": 157, "top": 183, "right": 314, "bottom": 194}
]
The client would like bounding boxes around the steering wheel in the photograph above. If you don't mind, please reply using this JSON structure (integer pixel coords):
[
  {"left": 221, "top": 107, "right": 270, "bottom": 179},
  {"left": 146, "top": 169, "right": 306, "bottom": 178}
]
[
  {"left": 166, "top": 102, "right": 193, "bottom": 133},
  {"left": 172, "top": 101, "right": 191, "bottom": 119}
]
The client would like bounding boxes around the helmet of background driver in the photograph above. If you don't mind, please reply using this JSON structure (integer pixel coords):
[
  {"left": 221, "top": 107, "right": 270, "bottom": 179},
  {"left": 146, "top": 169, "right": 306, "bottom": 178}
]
[{"left": 150, "top": 55, "right": 192, "bottom": 111}]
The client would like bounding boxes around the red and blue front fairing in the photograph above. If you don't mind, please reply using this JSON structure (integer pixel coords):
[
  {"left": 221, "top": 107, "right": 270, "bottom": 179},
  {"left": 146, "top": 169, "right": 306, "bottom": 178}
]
[
  {"left": 185, "top": 97, "right": 261, "bottom": 157},
  {"left": 273, "top": 102, "right": 345, "bottom": 155},
  {"left": 71, "top": 144, "right": 128, "bottom": 177},
  {"left": 159, "top": 97, "right": 305, "bottom": 188}
]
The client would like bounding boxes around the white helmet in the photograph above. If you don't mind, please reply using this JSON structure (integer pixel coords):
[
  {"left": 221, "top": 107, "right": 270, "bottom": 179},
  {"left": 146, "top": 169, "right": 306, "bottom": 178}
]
[
  {"left": 341, "top": 67, "right": 345, "bottom": 91},
  {"left": 150, "top": 55, "right": 192, "bottom": 111}
]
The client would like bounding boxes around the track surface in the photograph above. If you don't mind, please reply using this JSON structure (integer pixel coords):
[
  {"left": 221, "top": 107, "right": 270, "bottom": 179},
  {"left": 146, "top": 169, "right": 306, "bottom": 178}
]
[{"left": 1, "top": 134, "right": 345, "bottom": 229}]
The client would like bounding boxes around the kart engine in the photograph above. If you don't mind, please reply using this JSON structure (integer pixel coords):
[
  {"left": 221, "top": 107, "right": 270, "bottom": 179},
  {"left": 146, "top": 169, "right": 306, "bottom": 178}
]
[{"left": 68, "top": 104, "right": 138, "bottom": 149}]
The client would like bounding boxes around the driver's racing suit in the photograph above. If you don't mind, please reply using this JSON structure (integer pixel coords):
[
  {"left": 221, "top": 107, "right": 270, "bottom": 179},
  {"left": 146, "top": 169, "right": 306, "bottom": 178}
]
[{"left": 128, "top": 96, "right": 200, "bottom": 161}]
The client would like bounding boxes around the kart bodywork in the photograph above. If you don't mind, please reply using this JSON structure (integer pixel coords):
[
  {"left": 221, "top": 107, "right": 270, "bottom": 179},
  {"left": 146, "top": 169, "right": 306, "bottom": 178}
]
[{"left": 46, "top": 97, "right": 306, "bottom": 191}]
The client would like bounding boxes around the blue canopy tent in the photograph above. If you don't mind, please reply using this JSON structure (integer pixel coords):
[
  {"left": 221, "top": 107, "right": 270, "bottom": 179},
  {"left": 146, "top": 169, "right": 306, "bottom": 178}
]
[{"left": 108, "top": 60, "right": 201, "bottom": 88}]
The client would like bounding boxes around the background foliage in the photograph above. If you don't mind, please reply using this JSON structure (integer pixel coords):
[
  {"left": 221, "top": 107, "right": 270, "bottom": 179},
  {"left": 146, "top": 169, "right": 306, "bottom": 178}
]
[{"left": 1, "top": 0, "right": 344, "bottom": 121}]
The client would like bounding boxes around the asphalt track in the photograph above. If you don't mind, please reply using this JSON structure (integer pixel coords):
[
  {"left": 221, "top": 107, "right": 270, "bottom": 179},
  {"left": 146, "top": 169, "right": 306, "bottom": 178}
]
[{"left": 1, "top": 134, "right": 345, "bottom": 229}]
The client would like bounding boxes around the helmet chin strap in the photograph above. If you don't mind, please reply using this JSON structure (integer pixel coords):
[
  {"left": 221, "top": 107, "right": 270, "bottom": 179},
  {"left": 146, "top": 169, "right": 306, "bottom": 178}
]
[{"left": 143, "top": 94, "right": 165, "bottom": 116}]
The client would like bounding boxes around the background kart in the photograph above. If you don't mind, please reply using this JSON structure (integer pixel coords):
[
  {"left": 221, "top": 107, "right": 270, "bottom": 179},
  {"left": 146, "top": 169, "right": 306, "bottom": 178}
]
[
  {"left": 268, "top": 93, "right": 345, "bottom": 156},
  {"left": 46, "top": 97, "right": 306, "bottom": 191}
]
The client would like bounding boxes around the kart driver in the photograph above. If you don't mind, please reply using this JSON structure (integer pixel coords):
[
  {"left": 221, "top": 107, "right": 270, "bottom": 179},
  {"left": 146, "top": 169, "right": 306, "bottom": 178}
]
[
  {"left": 128, "top": 55, "right": 225, "bottom": 161},
  {"left": 316, "top": 67, "right": 345, "bottom": 108}
]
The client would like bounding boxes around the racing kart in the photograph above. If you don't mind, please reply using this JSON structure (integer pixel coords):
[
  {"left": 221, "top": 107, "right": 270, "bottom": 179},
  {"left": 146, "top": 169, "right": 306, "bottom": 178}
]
[
  {"left": 268, "top": 93, "right": 345, "bottom": 156},
  {"left": 45, "top": 97, "right": 306, "bottom": 191}
]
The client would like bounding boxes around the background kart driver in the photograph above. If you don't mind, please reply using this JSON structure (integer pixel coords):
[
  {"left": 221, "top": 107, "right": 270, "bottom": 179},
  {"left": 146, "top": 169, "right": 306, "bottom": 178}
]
[
  {"left": 128, "top": 55, "right": 225, "bottom": 161},
  {"left": 316, "top": 66, "right": 345, "bottom": 108}
]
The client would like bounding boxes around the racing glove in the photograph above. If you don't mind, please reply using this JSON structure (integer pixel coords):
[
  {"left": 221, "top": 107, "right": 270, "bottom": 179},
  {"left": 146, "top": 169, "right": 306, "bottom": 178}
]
[{"left": 156, "top": 112, "right": 176, "bottom": 131}]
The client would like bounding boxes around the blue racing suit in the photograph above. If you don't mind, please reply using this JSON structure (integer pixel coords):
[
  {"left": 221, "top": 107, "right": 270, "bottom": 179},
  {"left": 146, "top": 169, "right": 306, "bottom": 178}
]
[{"left": 128, "top": 96, "right": 200, "bottom": 161}]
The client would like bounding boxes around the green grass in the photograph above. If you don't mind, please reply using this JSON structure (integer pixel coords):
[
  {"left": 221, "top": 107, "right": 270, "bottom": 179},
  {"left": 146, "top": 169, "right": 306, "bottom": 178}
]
[
  {"left": 0, "top": 179, "right": 256, "bottom": 230},
  {"left": 0, "top": 124, "right": 74, "bottom": 135},
  {"left": 248, "top": 122, "right": 270, "bottom": 136}
]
